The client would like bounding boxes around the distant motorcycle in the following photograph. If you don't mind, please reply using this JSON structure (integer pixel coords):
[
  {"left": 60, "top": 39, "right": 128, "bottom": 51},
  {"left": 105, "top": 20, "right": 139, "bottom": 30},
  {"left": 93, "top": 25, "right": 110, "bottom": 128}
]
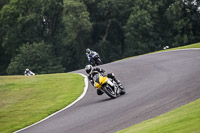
[
  {"left": 93, "top": 73, "right": 125, "bottom": 98},
  {"left": 89, "top": 52, "right": 102, "bottom": 66},
  {"left": 25, "top": 71, "right": 35, "bottom": 76}
]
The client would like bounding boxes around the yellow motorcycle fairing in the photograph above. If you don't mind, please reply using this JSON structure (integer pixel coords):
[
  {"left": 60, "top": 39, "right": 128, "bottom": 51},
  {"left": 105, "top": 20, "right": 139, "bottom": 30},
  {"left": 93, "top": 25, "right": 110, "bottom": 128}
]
[{"left": 93, "top": 74, "right": 108, "bottom": 89}]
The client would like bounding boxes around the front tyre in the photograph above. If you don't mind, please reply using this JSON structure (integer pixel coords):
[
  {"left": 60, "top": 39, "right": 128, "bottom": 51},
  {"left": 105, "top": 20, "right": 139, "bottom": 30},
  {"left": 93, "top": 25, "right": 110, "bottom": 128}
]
[
  {"left": 96, "top": 58, "right": 102, "bottom": 65},
  {"left": 90, "top": 60, "right": 95, "bottom": 66},
  {"left": 102, "top": 85, "right": 117, "bottom": 99}
]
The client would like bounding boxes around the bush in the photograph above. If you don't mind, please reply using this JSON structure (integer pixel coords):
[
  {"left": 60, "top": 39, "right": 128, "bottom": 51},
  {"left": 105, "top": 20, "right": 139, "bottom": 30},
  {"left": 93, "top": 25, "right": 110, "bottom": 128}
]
[{"left": 6, "top": 41, "right": 65, "bottom": 75}]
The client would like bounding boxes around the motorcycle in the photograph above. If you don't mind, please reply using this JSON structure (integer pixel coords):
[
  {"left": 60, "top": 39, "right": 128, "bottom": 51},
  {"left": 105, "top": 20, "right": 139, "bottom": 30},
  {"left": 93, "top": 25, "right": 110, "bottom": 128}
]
[
  {"left": 93, "top": 73, "right": 125, "bottom": 99},
  {"left": 24, "top": 71, "right": 35, "bottom": 76},
  {"left": 89, "top": 52, "right": 102, "bottom": 66}
]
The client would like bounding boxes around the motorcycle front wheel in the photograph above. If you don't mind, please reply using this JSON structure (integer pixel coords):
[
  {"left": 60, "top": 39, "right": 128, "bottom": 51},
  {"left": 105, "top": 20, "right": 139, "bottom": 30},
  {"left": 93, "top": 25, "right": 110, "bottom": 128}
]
[
  {"left": 102, "top": 85, "right": 117, "bottom": 99},
  {"left": 96, "top": 58, "right": 102, "bottom": 65}
]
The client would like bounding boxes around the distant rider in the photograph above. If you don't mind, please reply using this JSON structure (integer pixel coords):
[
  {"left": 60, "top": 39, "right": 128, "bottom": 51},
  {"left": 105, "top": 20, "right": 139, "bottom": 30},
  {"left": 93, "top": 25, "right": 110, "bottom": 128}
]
[
  {"left": 85, "top": 65, "right": 124, "bottom": 95},
  {"left": 85, "top": 48, "right": 99, "bottom": 66},
  {"left": 24, "top": 68, "right": 35, "bottom": 76}
]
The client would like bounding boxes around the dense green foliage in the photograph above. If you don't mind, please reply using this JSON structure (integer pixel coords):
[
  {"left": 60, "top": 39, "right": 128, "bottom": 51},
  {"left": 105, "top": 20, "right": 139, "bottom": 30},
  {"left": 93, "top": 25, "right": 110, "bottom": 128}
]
[
  {"left": 0, "top": 0, "right": 200, "bottom": 75},
  {"left": 6, "top": 41, "right": 65, "bottom": 74}
]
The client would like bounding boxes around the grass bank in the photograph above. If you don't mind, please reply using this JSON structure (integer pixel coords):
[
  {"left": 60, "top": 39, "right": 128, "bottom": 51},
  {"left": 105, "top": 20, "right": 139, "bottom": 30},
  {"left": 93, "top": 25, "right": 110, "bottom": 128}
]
[
  {"left": 117, "top": 42, "right": 200, "bottom": 133},
  {"left": 117, "top": 98, "right": 200, "bottom": 133},
  {"left": 164, "top": 42, "right": 200, "bottom": 50},
  {"left": 122, "top": 42, "right": 200, "bottom": 61},
  {"left": 0, "top": 73, "right": 84, "bottom": 133}
]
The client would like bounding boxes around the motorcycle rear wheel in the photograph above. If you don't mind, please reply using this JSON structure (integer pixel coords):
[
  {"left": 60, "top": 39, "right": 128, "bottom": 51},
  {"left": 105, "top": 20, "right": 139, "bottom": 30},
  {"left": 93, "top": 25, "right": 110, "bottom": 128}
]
[{"left": 120, "top": 89, "right": 126, "bottom": 95}]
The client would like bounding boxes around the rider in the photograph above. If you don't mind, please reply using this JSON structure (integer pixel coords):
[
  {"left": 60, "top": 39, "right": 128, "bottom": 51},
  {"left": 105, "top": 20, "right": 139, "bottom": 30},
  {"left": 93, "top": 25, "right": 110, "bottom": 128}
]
[
  {"left": 85, "top": 48, "right": 99, "bottom": 66},
  {"left": 85, "top": 65, "right": 124, "bottom": 95},
  {"left": 24, "top": 68, "right": 35, "bottom": 76}
]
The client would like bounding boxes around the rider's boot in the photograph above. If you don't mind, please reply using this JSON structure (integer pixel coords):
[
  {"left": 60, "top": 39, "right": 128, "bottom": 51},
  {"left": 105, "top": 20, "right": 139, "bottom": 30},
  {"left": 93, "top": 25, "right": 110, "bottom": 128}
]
[
  {"left": 114, "top": 79, "right": 125, "bottom": 95},
  {"left": 113, "top": 78, "right": 124, "bottom": 90},
  {"left": 108, "top": 73, "right": 125, "bottom": 91},
  {"left": 117, "top": 80, "right": 124, "bottom": 89}
]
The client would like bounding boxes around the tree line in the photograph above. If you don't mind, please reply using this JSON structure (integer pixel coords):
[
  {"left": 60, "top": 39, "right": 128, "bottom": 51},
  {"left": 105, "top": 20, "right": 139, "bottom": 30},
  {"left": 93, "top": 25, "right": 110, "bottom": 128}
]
[{"left": 0, "top": 0, "right": 200, "bottom": 75}]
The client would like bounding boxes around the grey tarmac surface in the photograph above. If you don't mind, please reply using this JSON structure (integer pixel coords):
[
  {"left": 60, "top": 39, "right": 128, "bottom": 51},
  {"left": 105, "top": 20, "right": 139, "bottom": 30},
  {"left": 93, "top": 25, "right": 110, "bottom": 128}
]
[{"left": 18, "top": 49, "right": 200, "bottom": 133}]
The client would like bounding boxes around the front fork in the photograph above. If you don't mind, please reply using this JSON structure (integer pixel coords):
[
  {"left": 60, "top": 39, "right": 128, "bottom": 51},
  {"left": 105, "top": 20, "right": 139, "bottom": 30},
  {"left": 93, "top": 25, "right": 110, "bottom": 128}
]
[{"left": 107, "top": 79, "right": 120, "bottom": 94}]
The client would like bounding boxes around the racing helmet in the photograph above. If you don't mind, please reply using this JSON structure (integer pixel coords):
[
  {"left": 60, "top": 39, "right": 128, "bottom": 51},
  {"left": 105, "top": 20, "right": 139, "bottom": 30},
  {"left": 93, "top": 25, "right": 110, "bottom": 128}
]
[
  {"left": 85, "top": 65, "right": 93, "bottom": 74},
  {"left": 86, "top": 48, "right": 91, "bottom": 54}
]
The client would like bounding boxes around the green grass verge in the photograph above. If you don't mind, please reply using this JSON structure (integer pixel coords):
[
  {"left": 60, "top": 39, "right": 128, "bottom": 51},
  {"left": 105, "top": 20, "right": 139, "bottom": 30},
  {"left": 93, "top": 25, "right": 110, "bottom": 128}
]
[
  {"left": 117, "top": 98, "right": 200, "bottom": 133},
  {"left": 164, "top": 42, "right": 200, "bottom": 50},
  {"left": 121, "top": 42, "right": 200, "bottom": 61},
  {"left": 117, "top": 42, "right": 200, "bottom": 133},
  {"left": 0, "top": 73, "right": 84, "bottom": 133}
]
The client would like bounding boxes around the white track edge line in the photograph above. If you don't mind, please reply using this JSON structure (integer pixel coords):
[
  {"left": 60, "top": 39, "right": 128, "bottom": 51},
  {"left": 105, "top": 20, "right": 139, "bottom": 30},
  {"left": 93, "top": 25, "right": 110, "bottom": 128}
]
[
  {"left": 150, "top": 48, "right": 200, "bottom": 55},
  {"left": 14, "top": 73, "right": 88, "bottom": 133},
  {"left": 115, "top": 48, "right": 200, "bottom": 62},
  {"left": 128, "top": 48, "right": 200, "bottom": 59}
]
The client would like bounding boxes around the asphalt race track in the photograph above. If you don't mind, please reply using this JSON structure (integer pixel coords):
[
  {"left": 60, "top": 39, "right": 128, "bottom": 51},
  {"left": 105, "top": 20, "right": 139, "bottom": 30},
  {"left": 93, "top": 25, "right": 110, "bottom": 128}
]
[{"left": 18, "top": 49, "right": 200, "bottom": 133}]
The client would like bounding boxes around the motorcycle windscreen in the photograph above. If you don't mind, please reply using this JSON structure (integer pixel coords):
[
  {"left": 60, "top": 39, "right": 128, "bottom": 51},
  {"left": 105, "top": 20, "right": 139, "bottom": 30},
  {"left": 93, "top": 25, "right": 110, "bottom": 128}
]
[
  {"left": 93, "top": 74, "right": 108, "bottom": 89},
  {"left": 93, "top": 74, "right": 100, "bottom": 88}
]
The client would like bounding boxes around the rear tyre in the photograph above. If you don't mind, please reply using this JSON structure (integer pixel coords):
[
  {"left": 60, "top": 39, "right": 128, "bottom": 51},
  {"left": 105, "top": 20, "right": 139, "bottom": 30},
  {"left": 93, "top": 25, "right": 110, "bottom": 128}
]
[
  {"left": 119, "top": 85, "right": 125, "bottom": 95},
  {"left": 120, "top": 89, "right": 126, "bottom": 95}
]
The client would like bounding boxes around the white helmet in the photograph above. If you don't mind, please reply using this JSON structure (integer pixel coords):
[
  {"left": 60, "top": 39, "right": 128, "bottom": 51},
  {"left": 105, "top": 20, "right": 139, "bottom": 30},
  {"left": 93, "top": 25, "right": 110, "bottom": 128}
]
[
  {"left": 85, "top": 65, "right": 93, "bottom": 74},
  {"left": 86, "top": 48, "right": 91, "bottom": 54}
]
